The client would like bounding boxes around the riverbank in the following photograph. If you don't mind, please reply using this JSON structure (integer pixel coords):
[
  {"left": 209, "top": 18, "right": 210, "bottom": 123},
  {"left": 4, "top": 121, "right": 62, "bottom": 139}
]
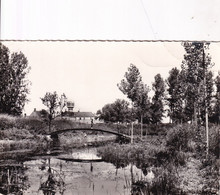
[
  {"left": 0, "top": 114, "right": 219, "bottom": 194},
  {"left": 97, "top": 124, "right": 219, "bottom": 194},
  {"left": 0, "top": 113, "right": 170, "bottom": 153}
]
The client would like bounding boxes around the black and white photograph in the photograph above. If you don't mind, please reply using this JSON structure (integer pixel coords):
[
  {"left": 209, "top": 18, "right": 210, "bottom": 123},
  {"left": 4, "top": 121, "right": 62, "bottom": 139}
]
[{"left": 0, "top": 1, "right": 220, "bottom": 195}]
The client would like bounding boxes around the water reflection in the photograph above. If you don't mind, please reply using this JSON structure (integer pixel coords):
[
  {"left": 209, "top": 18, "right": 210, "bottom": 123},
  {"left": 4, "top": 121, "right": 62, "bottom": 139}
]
[
  {"left": 39, "top": 159, "right": 65, "bottom": 195},
  {"left": 0, "top": 147, "right": 148, "bottom": 195},
  {"left": 0, "top": 162, "right": 30, "bottom": 194}
]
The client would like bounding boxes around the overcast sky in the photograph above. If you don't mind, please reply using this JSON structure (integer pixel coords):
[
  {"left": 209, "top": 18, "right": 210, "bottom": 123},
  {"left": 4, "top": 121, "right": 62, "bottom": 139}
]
[
  {"left": 1, "top": 0, "right": 220, "bottom": 116},
  {"left": 2, "top": 41, "right": 220, "bottom": 115}
]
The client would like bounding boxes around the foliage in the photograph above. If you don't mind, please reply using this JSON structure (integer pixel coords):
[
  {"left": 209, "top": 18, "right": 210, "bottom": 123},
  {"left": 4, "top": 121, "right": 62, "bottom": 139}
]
[
  {"left": 118, "top": 64, "right": 142, "bottom": 103},
  {"left": 97, "top": 99, "right": 131, "bottom": 123},
  {"left": 166, "top": 124, "right": 197, "bottom": 152},
  {"left": 208, "top": 125, "right": 219, "bottom": 157},
  {"left": 117, "top": 64, "right": 152, "bottom": 125},
  {"left": 166, "top": 68, "right": 186, "bottom": 123},
  {"left": 41, "top": 92, "right": 59, "bottom": 118},
  {"left": 198, "top": 71, "right": 214, "bottom": 123},
  {"left": 0, "top": 137, "right": 47, "bottom": 152},
  {"left": 151, "top": 74, "right": 166, "bottom": 124},
  {"left": 210, "top": 72, "right": 220, "bottom": 124},
  {"left": 181, "top": 42, "right": 214, "bottom": 123},
  {"left": 150, "top": 167, "right": 181, "bottom": 195},
  {"left": 135, "top": 82, "right": 151, "bottom": 124},
  {"left": 0, "top": 114, "right": 48, "bottom": 133},
  {"left": 16, "top": 117, "right": 47, "bottom": 133},
  {"left": 41, "top": 92, "right": 67, "bottom": 132},
  {"left": 200, "top": 154, "right": 219, "bottom": 194},
  {"left": 0, "top": 43, "right": 31, "bottom": 115},
  {"left": 0, "top": 163, "right": 30, "bottom": 194},
  {"left": 39, "top": 109, "right": 49, "bottom": 119},
  {"left": 131, "top": 166, "right": 182, "bottom": 195},
  {"left": 0, "top": 114, "right": 17, "bottom": 130}
]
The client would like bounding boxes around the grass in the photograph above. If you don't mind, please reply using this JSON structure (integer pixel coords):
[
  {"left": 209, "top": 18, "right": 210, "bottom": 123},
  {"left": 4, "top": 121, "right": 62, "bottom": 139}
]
[
  {"left": 0, "top": 114, "right": 219, "bottom": 194},
  {"left": 0, "top": 114, "right": 48, "bottom": 153},
  {"left": 97, "top": 123, "right": 220, "bottom": 194},
  {"left": 97, "top": 135, "right": 167, "bottom": 170}
]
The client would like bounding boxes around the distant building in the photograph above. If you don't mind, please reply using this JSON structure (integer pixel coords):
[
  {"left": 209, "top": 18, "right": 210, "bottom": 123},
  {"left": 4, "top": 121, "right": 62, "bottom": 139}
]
[
  {"left": 29, "top": 108, "right": 48, "bottom": 119},
  {"left": 63, "top": 111, "right": 96, "bottom": 123},
  {"left": 66, "top": 101, "right": 74, "bottom": 112}
]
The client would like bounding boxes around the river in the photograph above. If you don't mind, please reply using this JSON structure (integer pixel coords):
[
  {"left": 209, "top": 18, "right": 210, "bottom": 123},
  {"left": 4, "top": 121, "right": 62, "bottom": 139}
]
[{"left": 0, "top": 147, "right": 146, "bottom": 195}]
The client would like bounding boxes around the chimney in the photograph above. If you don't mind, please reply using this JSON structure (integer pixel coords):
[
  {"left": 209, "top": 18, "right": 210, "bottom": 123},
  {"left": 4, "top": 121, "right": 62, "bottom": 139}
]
[{"left": 34, "top": 108, "right": 36, "bottom": 112}]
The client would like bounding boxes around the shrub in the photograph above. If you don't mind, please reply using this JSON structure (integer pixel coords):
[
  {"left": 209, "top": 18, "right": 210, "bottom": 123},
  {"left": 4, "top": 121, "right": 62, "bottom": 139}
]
[
  {"left": 150, "top": 167, "right": 182, "bottom": 195},
  {"left": 0, "top": 114, "right": 16, "bottom": 130},
  {"left": 166, "top": 124, "right": 197, "bottom": 152},
  {"left": 131, "top": 167, "right": 183, "bottom": 195},
  {"left": 15, "top": 117, "right": 47, "bottom": 133},
  {"left": 0, "top": 127, "right": 34, "bottom": 140},
  {"left": 208, "top": 125, "right": 219, "bottom": 157},
  {"left": 52, "top": 118, "right": 89, "bottom": 130}
]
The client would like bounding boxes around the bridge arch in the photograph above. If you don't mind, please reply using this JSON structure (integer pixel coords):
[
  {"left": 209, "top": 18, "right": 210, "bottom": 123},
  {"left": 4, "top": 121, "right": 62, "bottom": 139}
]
[{"left": 49, "top": 128, "right": 130, "bottom": 140}]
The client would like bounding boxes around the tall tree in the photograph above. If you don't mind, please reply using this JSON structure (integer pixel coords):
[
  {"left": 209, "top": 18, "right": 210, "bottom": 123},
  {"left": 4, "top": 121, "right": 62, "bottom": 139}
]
[
  {"left": 41, "top": 91, "right": 65, "bottom": 132},
  {"left": 166, "top": 68, "right": 187, "bottom": 123},
  {"left": 166, "top": 67, "right": 180, "bottom": 123},
  {"left": 199, "top": 71, "right": 214, "bottom": 123},
  {"left": 211, "top": 72, "right": 220, "bottom": 124},
  {"left": 118, "top": 64, "right": 142, "bottom": 105},
  {"left": 182, "top": 42, "right": 214, "bottom": 156},
  {"left": 0, "top": 43, "right": 30, "bottom": 115},
  {"left": 151, "top": 74, "right": 166, "bottom": 124},
  {"left": 181, "top": 42, "right": 213, "bottom": 125},
  {"left": 118, "top": 64, "right": 150, "bottom": 139},
  {"left": 135, "top": 82, "right": 151, "bottom": 138}
]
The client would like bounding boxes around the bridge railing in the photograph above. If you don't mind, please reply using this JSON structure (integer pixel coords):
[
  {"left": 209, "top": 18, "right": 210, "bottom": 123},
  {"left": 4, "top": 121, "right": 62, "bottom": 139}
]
[
  {"left": 49, "top": 128, "right": 130, "bottom": 138},
  {"left": 51, "top": 120, "right": 131, "bottom": 135}
]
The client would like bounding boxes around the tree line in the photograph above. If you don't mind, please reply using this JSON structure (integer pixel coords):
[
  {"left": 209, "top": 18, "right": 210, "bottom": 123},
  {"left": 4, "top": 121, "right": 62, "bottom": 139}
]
[
  {"left": 0, "top": 43, "right": 30, "bottom": 115},
  {"left": 97, "top": 42, "right": 220, "bottom": 126},
  {"left": 0, "top": 42, "right": 219, "bottom": 127}
]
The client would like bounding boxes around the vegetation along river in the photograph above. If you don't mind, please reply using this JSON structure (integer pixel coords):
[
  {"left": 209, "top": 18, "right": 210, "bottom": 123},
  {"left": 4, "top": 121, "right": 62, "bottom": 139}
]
[{"left": 0, "top": 146, "right": 148, "bottom": 195}]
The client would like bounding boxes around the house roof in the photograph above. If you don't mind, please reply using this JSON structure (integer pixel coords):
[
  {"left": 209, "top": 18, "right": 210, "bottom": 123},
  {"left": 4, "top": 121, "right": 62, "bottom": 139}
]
[
  {"left": 29, "top": 109, "right": 49, "bottom": 118},
  {"left": 64, "top": 111, "right": 95, "bottom": 118},
  {"left": 29, "top": 111, "right": 42, "bottom": 118}
]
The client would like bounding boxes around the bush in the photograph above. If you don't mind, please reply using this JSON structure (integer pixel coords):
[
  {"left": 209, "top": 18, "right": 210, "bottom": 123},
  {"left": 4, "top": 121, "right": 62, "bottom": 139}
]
[
  {"left": 208, "top": 125, "right": 219, "bottom": 157},
  {"left": 150, "top": 167, "right": 182, "bottom": 195},
  {"left": 166, "top": 124, "right": 197, "bottom": 152},
  {"left": 131, "top": 166, "right": 183, "bottom": 195},
  {"left": 0, "top": 127, "right": 34, "bottom": 140},
  {"left": 0, "top": 114, "right": 48, "bottom": 134},
  {"left": 52, "top": 118, "right": 88, "bottom": 130},
  {"left": 15, "top": 117, "right": 47, "bottom": 133},
  {"left": 0, "top": 114, "right": 16, "bottom": 130},
  {"left": 0, "top": 137, "right": 48, "bottom": 153}
]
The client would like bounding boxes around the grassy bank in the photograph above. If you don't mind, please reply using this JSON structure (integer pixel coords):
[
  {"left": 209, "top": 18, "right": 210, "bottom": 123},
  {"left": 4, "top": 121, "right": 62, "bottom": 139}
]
[
  {"left": 0, "top": 113, "right": 173, "bottom": 153},
  {"left": 0, "top": 114, "right": 132, "bottom": 152},
  {"left": 0, "top": 114, "right": 219, "bottom": 194},
  {"left": 97, "top": 123, "right": 219, "bottom": 194},
  {"left": 0, "top": 114, "right": 49, "bottom": 154}
]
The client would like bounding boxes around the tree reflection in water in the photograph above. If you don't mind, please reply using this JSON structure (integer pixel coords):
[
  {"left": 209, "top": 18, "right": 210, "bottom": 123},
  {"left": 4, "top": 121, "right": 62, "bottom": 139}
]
[
  {"left": 0, "top": 163, "right": 30, "bottom": 194},
  {"left": 39, "top": 158, "right": 66, "bottom": 195}
]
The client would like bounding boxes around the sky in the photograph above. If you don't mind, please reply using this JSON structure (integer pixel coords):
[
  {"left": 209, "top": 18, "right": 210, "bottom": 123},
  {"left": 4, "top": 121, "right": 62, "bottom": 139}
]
[
  {"left": 1, "top": 0, "right": 220, "bottom": 116},
  {"left": 2, "top": 41, "right": 220, "bottom": 115}
]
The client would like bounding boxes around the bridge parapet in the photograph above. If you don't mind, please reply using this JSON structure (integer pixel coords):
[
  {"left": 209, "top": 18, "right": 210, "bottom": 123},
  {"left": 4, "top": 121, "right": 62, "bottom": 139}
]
[{"left": 48, "top": 128, "right": 130, "bottom": 140}]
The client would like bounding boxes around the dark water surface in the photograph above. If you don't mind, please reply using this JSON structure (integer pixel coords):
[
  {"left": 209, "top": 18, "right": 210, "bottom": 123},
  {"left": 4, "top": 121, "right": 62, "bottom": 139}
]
[{"left": 0, "top": 147, "right": 146, "bottom": 195}]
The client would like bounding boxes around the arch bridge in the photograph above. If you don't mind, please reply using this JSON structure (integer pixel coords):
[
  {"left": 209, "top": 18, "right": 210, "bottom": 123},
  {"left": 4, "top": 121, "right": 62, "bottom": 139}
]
[{"left": 48, "top": 128, "right": 131, "bottom": 143}]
